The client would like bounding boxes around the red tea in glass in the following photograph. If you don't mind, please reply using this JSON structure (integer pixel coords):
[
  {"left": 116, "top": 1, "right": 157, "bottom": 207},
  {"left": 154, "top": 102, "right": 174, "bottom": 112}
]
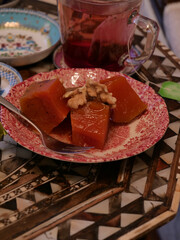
[{"left": 57, "top": 0, "right": 159, "bottom": 74}]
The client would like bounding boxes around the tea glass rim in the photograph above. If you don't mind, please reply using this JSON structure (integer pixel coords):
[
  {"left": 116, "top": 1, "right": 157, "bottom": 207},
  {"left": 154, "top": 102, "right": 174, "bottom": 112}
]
[{"left": 60, "top": 0, "right": 142, "bottom": 6}]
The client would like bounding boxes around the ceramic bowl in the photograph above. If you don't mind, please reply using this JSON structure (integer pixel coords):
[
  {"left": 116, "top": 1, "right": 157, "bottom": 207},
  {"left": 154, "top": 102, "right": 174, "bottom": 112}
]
[{"left": 0, "top": 8, "right": 60, "bottom": 66}]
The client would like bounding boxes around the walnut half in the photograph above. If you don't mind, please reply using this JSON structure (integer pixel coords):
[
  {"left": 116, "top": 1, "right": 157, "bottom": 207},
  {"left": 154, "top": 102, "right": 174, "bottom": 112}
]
[{"left": 63, "top": 80, "right": 116, "bottom": 109}]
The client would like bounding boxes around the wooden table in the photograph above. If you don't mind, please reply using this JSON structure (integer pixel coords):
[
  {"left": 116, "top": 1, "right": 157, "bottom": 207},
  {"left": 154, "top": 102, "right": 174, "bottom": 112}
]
[{"left": 0, "top": 1, "right": 180, "bottom": 239}]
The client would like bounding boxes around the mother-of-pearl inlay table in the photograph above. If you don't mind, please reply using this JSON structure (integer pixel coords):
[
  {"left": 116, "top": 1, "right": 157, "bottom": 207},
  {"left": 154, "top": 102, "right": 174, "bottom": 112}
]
[{"left": 0, "top": 1, "right": 180, "bottom": 239}]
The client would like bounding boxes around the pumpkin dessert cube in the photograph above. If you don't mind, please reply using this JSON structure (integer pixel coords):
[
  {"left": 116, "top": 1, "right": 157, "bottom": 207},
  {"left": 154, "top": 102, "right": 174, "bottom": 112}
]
[
  {"left": 100, "top": 75, "right": 147, "bottom": 123},
  {"left": 20, "top": 79, "right": 69, "bottom": 134},
  {"left": 71, "top": 101, "right": 110, "bottom": 149}
]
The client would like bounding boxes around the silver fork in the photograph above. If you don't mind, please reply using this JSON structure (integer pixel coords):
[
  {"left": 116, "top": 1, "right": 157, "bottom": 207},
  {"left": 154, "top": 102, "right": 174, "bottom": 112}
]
[{"left": 0, "top": 96, "right": 92, "bottom": 154}]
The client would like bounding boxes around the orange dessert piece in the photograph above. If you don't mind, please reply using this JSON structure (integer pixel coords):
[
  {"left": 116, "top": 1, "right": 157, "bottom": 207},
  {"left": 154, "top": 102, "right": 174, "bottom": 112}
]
[
  {"left": 71, "top": 101, "right": 110, "bottom": 149},
  {"left": 20, "top": 79, "right": 70, "bottom": 134},
  {"left": 100, "top": 75, "right": 147, "bottom": 123}
]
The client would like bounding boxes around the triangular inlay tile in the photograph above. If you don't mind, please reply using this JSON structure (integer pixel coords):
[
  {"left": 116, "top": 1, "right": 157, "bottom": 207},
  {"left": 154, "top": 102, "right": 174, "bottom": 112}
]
[
  {"left": 153, "top": 48, "right": 165, "bottom": 57},
  {"left": 168, "top": 121, "right": 180, "bottom": 134},
  {"left": 16, "top": 197, "right": 35, "bottom": 211},
  {"left": 170, "top": 109, "right": 180, "bottom": 119},
  {"left": 164, "top": 136, "right": 178, "bottom": 150},
  {"left": 121, "top": 192, "right": 141, "bottom": 207},
  {"left": 153, "top": 185, "right": 167, "bottom": 198},
  {"left": 70, "top": 219, "right": 94, "bottom": 236},
  {"left": 162, "top": 58, "right": 176, "bottom": 67},
  {"left": 98, "top": 226, "right": 120, "bottom": 240},
  {"left": 85, "top": 199, "right": 110, "bottom": 214},
  {"left": 157, "top": 168, "right": 171, "bottom": 181},
  {"left": 50, "top": 182, "right": 62, "bottom": 193},
  {"left": 172, "top": 68, "right": 180, "bottom": 77},
  {"left": 130, "top": 176, "right": 147, "bottom": 194},
  {"left": 64, "top": 174, "right": 84, "bottom": 185},
  {"left": 120, "top": 213, "right": 143, "bottom": 227},
  {"left": 155, "top": 68, "right": 167, "bottom": 78},
  {"left": 160, "top": 152, "right": 174, "bottom": 165},
  {"left": 0, "top": 207, "right": 14, "bottom": 218},
  {"left": 34, "top": 227, "right": 58, "bottom": 240},
  {"left": 144, "top": 200, "right": 163, "bottom": 213}
]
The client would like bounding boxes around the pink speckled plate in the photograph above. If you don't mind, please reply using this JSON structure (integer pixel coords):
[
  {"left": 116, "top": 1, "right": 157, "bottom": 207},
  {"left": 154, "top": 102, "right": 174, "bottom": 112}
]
[{"left": 0, "top": 68, "right": 169, "bottom": 163}]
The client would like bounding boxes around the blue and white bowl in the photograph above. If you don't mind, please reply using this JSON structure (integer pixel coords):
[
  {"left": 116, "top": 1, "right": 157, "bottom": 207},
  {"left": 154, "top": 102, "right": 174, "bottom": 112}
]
[{"left": 0, "top": 62, "right": 23, "bottom": 96}]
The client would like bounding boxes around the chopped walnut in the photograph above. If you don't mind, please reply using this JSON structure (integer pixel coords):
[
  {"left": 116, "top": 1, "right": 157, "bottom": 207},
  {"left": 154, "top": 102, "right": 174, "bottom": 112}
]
[
  {"left": 63, "top": 86, "right": 87, "bottom": 109},
  {"left": 63, "top": 80, "right": 116, "bottom": 109}
]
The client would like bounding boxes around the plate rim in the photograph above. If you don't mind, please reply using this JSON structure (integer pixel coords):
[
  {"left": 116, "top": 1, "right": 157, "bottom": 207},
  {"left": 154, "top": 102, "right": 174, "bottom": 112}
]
[{"left": 0, "top": 68, "right": 169, "bottom": 163}]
